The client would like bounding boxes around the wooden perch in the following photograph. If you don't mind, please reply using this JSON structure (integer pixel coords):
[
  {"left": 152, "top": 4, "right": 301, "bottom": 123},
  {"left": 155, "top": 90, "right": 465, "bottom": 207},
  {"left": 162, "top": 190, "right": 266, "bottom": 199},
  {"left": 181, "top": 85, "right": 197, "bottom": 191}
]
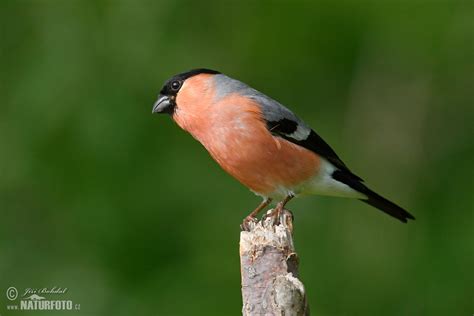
[{"left": 240, "top": 209, "right": 310, "bottom": 316}]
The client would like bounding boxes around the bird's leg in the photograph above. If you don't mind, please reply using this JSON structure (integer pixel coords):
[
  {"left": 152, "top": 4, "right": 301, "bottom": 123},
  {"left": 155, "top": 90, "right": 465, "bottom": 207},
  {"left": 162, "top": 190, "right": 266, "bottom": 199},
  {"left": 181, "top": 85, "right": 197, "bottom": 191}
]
[
  {"left": 265, "top": 194, "right": 295, "bottom": 224},
  {"left": 241, "top": 198, "right": 273, "bottom": 231},
  {"left": 248, "top": 198, "right": 273, "bottom": 218}
]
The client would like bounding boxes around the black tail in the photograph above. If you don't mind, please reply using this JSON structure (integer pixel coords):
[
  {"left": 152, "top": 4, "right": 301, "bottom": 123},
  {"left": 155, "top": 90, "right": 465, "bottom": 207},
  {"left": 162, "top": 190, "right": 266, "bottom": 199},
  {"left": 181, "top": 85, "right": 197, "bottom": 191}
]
[
  {"left": 332, "top": 170, "right": 415, "bottom": 223},
  {"left": 360, "top": 188, "right": 415, "bottom": 223}
]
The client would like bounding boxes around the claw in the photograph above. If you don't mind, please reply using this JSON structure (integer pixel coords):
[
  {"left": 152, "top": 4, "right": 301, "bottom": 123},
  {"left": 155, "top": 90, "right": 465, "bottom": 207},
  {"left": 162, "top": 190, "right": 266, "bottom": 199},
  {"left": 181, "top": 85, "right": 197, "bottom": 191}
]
[{"left": 241, "top": 216, "right": 258, "bottom": 231}]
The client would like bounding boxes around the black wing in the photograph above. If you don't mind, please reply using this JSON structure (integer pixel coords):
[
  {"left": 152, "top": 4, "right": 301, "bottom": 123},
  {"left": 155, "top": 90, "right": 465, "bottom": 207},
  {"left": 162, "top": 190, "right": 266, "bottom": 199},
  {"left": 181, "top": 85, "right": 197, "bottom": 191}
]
[
  {"left": 265, "top": 118, "right": 362, "bottom": 181},
  {"left": 267, "top": 118, "right": 415, "bottom": 222}
]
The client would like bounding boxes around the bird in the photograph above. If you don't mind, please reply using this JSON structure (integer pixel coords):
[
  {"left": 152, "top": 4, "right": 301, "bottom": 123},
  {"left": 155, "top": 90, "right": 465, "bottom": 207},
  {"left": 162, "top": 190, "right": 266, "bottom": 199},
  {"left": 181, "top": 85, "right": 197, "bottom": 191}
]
[{"left": 152, "top": 68, "right": 415, "bottom": 227}]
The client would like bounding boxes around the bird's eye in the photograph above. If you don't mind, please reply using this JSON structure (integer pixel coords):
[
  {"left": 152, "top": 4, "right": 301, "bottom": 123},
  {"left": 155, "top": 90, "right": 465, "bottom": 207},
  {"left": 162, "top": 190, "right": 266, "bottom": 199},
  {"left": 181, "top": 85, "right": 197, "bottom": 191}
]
[{"left": 170, "top": 80, "right": 182, "bottom": 91}]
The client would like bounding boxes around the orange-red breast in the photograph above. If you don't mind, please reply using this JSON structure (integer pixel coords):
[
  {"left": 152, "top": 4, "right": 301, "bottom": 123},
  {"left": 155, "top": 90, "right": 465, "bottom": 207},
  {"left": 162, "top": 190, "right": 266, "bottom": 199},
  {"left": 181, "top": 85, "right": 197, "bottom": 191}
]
[{"left": 152, "top": 69, "right": 414, "bottom": 224}]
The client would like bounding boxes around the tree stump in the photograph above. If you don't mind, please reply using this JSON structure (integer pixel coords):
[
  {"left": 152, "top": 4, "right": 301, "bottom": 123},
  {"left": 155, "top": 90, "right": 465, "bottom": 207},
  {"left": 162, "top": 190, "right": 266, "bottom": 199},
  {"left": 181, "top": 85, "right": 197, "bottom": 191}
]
[{"left": 240, "top": 209, "right": 310, "bottom": 316}]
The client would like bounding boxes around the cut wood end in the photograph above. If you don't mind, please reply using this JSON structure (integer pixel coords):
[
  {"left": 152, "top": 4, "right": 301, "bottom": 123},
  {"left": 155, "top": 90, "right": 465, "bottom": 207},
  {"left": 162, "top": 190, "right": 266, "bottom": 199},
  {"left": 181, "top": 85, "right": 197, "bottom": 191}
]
[{"left": 240, "top": 209, "right": 295, "bottom": 256}]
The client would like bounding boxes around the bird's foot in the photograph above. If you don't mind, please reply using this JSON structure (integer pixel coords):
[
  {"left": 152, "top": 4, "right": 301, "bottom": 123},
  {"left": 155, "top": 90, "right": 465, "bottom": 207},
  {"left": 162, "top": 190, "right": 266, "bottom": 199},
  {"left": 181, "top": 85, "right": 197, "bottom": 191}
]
[
  {"left": 262, "top": 201, "right": 285, "bottom": 225},
  {"left": 241, "top": 208, "right": 294, "bottom": 232},
  {"left": 240, "top": 215, "right": 258, "bottom": 231},
  {"left": 261, "top": 207, "right": 294, "bottom": 231}
]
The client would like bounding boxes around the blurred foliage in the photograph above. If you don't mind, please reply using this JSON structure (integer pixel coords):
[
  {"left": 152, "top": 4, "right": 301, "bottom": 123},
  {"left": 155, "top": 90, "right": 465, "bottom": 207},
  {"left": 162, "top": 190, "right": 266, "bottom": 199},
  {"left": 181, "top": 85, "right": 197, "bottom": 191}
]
[{"left": 1, "top": 1, "right": 473, "bottom": 315}]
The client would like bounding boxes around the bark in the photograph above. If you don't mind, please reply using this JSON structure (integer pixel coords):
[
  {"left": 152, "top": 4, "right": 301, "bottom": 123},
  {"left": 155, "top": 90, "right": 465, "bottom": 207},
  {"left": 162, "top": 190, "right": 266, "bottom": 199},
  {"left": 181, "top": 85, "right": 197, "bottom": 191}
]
[{"left": 240, "top": 209, "right": 309, "bottom": 316}]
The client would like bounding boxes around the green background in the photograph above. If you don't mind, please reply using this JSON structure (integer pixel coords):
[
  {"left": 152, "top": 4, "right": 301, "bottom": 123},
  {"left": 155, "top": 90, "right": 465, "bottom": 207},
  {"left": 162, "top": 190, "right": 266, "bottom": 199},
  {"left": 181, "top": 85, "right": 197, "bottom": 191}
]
[{"left": 1, "top": 1, "right": 473, "bottom": 315}]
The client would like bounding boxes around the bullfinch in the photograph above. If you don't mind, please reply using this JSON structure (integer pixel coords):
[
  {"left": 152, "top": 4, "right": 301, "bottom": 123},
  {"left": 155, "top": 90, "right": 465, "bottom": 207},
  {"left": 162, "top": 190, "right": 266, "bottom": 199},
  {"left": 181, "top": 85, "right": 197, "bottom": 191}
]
[{"left": 152, "top": 68, "right": 414, "bottom": 226}]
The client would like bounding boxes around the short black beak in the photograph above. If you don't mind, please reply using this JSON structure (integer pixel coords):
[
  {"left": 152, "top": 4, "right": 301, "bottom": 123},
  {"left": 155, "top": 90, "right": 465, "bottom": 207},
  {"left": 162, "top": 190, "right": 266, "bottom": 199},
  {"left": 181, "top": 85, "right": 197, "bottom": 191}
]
[{"left": 152, "top": 95, "right": 172, "bottom": 114}]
